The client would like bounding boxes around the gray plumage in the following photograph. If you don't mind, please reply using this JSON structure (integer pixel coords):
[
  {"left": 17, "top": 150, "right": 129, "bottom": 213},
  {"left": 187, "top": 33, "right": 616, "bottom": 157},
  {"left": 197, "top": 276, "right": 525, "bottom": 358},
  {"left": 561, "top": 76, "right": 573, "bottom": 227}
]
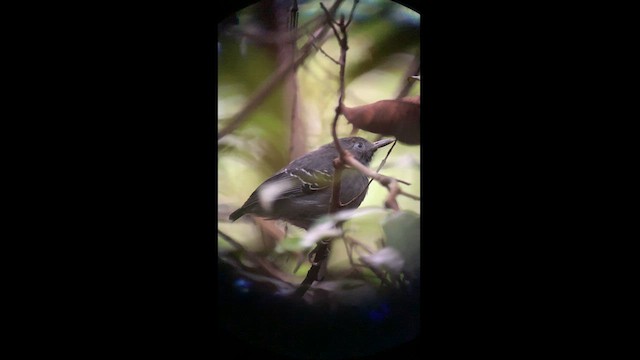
[{"left": 228, "top": 137, "right": 393, "bottom": 229}]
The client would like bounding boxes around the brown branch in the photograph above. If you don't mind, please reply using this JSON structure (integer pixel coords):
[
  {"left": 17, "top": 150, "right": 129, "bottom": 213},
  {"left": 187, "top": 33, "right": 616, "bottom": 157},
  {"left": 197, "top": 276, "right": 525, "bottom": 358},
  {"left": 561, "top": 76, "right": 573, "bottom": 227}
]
[
  {"left": 253, "top": 217, "right": 285, "bottom": 241},
  {"left": 286, "top": 0, "right": 305, "bottom": 160},
  {"left": 308, "top": 34, "right": 341, "bottom": 65},
  {"left": 218, "top": 229, "right": 296, "bottom": 284},
  {"left": 345, "top": 234, "right": 375, "bottom": 254},
  {"left": 341, "top": 151, "right": 420, "bottom": 210},
  {"left": 340, "top": 238, "right": 391, "bottom": 288},
  {"left": 322, "top": 1, "right": 356, "bottom": 213},
  {"left": 345, "top": 0, "right": 360, "bottom": 27},
  {"left": 353, "top": 138, "right": 398, "bottom": 205},
  {"left": 320, "top": 3, "right": 342, "bottom": 46},
  {"left": 325, "top": 1, "right": 418, "bottom": 214},
  {"left": 294, "top": 1, "right": 358, "bottom": 299},
  {"left": 341, "top": 138, "right": 407, "bottom": 208},
  {"left": 218, "top": 0, "right": 345, "bottom": 140},
  {"left": 329, "top": 163, "right": 344, "bottom": 213},
  {"left": 292, "top": 239, "right": 332, "bottom": 298}
]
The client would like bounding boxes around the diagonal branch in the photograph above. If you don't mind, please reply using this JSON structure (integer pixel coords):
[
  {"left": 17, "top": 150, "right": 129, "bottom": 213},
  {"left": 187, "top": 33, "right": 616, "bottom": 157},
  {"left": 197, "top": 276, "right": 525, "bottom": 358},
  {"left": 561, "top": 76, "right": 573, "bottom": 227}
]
[
  {"left": 218, "top": 229, "right": 297, "bottom": 284},
  {"left": 308, "top": 33, "right": 341, "bottom": 65},
  {"left": 287, "top": 0, "right": 305, "bottom": 160},
  {"left": 218, "top": 0, "right": 345, "bottom": 140},
  {"left": 292, "top": 238, "right": 332, "bottom": 298},
  {"left": 323, "top": 2, "right": 355, "bottom": 213},
  {"left": 345, "top": 0, "right": 360, "bottom": 27},
  {"left": 341, "top": 151, "right": 420, "bottom": 208}
]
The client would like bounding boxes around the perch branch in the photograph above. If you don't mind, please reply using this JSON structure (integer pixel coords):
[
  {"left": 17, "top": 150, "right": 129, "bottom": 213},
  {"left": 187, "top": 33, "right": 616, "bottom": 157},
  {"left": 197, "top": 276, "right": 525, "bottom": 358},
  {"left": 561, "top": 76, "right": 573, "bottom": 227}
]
[
  {"left": 323, "top": 0, "right": 418, "bottom": 212},
  {"left": 342, "top": 151, "right": 421, "bottom": 209},
  {"left": 294, "top": 1, "right": 358, "bottom": 299},
  {"left": 322, "top": 1, "right": 355, "bottom": 212},
  {"left": 292, "top": 238, "right": 333, "bottom": 298}
]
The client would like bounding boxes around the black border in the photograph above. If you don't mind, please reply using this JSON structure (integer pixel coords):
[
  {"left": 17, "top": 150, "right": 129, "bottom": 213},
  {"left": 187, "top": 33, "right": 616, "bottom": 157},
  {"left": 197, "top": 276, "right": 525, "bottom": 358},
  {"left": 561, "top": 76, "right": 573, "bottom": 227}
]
[{"left": 26, "top": 0, "right": 604, "bottom": 355}]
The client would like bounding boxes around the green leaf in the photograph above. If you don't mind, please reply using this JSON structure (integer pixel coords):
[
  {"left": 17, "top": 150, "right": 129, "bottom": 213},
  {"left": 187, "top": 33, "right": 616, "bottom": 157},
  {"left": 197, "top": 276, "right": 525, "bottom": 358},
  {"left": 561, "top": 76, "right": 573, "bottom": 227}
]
[
  {"left": 276, "top": 235, "right": 306, "bottom": 253},
  {"left": 382, "top": 210, "right": 420, "bottom": 277}
]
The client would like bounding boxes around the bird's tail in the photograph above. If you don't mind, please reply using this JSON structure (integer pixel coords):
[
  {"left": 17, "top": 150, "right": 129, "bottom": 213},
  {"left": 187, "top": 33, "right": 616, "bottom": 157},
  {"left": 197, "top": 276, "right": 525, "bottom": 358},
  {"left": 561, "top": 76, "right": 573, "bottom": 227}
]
[{"left": 228, "top": 208, "right": 244, "bottom": 222}]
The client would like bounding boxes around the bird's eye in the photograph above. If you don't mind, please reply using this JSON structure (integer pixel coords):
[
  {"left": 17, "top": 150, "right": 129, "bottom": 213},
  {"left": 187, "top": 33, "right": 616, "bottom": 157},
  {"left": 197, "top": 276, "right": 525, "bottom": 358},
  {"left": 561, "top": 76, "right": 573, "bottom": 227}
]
[{"left": 356, "top": 142, "right": 363, "bottom": 149}]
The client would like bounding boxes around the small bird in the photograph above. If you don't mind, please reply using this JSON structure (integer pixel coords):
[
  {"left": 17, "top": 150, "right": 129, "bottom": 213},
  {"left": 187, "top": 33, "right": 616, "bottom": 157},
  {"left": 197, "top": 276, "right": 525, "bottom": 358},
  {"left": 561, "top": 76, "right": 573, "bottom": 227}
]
[{"left": 229, "top": 137, "right": 394, "bottom": 229}]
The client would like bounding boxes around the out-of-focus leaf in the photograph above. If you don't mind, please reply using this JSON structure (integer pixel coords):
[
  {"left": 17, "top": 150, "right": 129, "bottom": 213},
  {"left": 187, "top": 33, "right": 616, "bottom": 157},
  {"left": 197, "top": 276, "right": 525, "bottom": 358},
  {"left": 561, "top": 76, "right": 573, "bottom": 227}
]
[
  {"left": 301, "top": 220, "right": 342, "bottom": 247},
  {"left": 385, "top": 154, "right": 420, "bottom": 169},
  {"left": 382, "top": 210, "right": 420, "bottom": 277},
  {"left": 341, "top": 96, "right": 420, "bottom": 145},
  {"left": 302, "top": 208, "right": 388, "bottom": 247},
  {"left": 360, "top": 247, "right": 405, "bottom": 276},
  {"left": 258, "top": 180, "right": 291, "bottom": 211},
  {"left": 327, "top": 207, "right": 388, "bottom": 224},
  {"left": 275, "top": 235, "right": 306, "bottom": 253}
]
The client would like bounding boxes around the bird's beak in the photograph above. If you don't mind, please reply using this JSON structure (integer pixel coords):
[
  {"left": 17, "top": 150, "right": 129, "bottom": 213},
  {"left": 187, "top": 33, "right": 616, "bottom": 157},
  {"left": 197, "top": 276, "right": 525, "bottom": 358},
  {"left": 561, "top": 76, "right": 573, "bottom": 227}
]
[{"left": 373, "top": 138, "right": 395, "bottom": 149}]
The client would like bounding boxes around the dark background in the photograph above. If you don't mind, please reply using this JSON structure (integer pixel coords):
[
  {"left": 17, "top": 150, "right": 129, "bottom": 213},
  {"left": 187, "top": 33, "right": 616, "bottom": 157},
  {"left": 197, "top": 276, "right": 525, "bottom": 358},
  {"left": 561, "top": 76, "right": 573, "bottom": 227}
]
[{"left": 11, "top": 0, "right": 616, "bottom": 357}]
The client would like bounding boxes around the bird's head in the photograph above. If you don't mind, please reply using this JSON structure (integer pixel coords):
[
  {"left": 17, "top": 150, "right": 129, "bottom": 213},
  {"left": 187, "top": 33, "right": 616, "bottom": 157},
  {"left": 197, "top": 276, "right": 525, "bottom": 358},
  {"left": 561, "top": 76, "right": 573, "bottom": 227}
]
[{"left": 338, "top": 137, "right": 395, "bottom": 165}]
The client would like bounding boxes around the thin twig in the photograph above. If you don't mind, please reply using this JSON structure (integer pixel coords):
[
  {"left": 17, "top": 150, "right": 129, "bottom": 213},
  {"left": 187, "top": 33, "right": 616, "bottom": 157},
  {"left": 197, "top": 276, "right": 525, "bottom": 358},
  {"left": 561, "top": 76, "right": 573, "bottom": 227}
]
[
  {"left": 324, "top": 2, "right": 356, "bottom": 212},
  {"left": 329, "top": 164, "right": 344, "bottom": 213},
  {"left": 293, "top": 239, "right": 333, "bottom": 298},
  {"left": 375, "top": 139, "right": 397, "bottom": 172},
  {"left": 294, "top": 1, "right": 358, "bottom": 299},
  {"left": 253, "top": 217, "right": 285, "bottom": 241},
  {"left": 396, "top": 54, "right": 421, "bottom": 99},
  {"left": 325, "top": 1, "right": 418, "bottom": 212},
  {"left": 342, "top": 138, "right": 402, "bottom": 207},
  {"left": 320, "top": 3, "right": 342, "bottom": 44},
  {"left": 308, "top": 34, "right": 341, "bottom": 65},
  {"left": 287, "top": 0, "right": 305, "bottom": 160},
  {"left": 341, "top": 151, "right": 420, "bottom": 209},
  {"left": 374, "top": 142, "right": 411, "bottom": 185},
  {"left": 345, "top": 0, "right": 360, "bottom": 27},
  {"left": 340, "top": 237, "right": 393, "bottom": 288},
  {"left": 218, "top": 229, "right": 296, "bottom": 284},
  {"left": 345, "top": 234, "right": 375, "bottom": 254}
]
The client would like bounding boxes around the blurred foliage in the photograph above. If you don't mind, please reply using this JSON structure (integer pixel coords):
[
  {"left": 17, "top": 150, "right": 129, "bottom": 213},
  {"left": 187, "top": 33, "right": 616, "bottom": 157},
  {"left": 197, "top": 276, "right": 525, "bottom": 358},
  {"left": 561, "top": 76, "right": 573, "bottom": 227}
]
[
  {"left": 218, "top": 1, "right": 420, "bottom": 357},
  {"left": 382, "top": 210, "right": 420, "bottom": 277},
  {"left": 217, "top": 0, "right": 420, "bottom": 302}
]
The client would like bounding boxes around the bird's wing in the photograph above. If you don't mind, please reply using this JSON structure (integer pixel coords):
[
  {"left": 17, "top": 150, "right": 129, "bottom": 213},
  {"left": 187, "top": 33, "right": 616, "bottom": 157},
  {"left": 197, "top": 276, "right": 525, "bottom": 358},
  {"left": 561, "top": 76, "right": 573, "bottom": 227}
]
[
  {"left": 237, "top": 168, "right": 333, "bottom": 211},
  {"left": 281, "top": 168, "right": 334, "bottom": 193}
]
